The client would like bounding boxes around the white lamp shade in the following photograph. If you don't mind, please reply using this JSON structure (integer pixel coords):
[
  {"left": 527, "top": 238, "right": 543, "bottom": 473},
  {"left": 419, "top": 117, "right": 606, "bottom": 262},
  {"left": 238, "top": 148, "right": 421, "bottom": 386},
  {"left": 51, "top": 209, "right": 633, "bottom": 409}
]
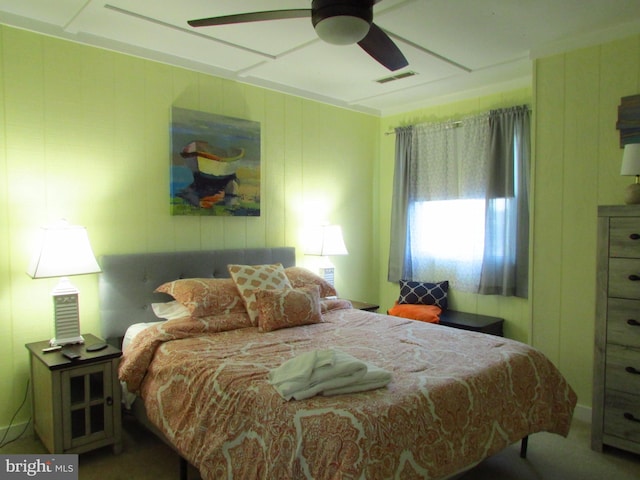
[
  {"left": 314, "top": 16, "right": 370, "bottom": 45},
  {"left": 27, "top": 220, "right": 101, "bottom": 278},
  {"left": 621, "top": 143, "right": 640, "bottom": 176},
  {"left": 304, "top": 225, "right": 348, "bottom": 256}
]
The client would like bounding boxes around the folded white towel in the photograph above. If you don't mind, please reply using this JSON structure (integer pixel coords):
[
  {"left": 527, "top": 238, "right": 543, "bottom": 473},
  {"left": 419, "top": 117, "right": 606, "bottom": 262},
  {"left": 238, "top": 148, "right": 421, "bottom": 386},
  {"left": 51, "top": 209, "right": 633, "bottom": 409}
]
[
  {"left": 268, "top": 350, "right": 335, "bottom": 399},
  {"left": 268, "top": 349, "right": 391, "bottom": 401},
  {"left": 289, "top": 350, "right": 368, "bottom": 400},
  {"left": 268, "top": 350, "right": 334, "bottom": 385},
  {"left": 322, "top": 363, "right": 392, "bottom": 396}
]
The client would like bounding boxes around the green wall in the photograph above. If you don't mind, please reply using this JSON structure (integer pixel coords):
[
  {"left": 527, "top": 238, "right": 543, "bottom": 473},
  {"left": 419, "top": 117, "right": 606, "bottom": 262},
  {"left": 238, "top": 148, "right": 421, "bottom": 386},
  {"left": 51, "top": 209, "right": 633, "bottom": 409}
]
[
  {"left": 532, "top": 34, "right": 640, "bottom": 410},
  {"left": 0, "top": 25, "right": 378, "bottom": 430}
]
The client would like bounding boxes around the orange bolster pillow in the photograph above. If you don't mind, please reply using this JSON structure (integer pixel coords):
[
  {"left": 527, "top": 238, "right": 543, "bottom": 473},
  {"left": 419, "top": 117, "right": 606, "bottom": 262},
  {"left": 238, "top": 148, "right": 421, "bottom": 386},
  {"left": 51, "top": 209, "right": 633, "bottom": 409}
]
[{"left": 387, "top": 302, "right": 441, "bottom": 324}]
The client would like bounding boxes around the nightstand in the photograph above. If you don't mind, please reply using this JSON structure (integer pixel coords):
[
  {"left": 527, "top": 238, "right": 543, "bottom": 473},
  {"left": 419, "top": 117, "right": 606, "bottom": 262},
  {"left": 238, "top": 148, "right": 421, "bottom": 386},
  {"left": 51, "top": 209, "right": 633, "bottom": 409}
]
[
  {"left": 349, "top": 300, "right": 380, "bottom": 312},
  {"left": 25, "top": 334, "right": 122, "bottom": 455},
  {"left": 438, "top": 310, "right": 504, "bottom": 336}
]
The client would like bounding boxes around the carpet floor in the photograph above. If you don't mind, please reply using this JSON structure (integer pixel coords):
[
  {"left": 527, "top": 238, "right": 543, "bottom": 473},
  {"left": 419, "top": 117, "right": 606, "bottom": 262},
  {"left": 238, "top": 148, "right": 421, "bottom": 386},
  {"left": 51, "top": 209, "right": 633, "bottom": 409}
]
[{"left": 2, "top": 414, "right": 639, "bottom": 479}]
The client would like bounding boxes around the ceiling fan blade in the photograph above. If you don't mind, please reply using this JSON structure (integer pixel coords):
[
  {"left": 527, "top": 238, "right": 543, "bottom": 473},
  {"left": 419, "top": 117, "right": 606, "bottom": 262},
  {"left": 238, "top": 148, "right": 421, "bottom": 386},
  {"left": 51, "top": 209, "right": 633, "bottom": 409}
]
[
  {"left": 357, "top": 23, "right": 408, "bottom": 71},
  {"left": 188, "top": 9, "right": 311, "bottom": 28}
]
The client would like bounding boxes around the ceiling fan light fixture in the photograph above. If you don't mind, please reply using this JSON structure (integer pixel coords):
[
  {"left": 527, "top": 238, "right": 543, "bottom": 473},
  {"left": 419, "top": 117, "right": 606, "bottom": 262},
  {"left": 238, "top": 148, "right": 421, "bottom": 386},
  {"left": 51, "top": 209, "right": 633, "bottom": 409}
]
[
  {"left": 187, "top": 0, "right": 406, "bottom": 71},
  {"left": 314, "top": 15, "right": 370, "bottom": 45}
]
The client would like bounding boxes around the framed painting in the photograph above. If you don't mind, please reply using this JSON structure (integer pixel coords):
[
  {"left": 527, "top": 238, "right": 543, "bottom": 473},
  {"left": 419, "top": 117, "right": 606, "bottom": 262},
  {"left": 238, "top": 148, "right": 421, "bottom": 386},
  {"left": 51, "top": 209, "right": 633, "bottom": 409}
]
[{"left": 170, "top": 107, "right": 261, "bottom": 216}]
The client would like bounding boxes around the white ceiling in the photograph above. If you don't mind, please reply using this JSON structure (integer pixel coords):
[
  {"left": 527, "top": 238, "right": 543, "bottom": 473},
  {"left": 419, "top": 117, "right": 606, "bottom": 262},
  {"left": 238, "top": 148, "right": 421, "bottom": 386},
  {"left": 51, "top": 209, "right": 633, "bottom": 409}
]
[{"left": 1, "top": 0, "right": 640, "bottom": 116}]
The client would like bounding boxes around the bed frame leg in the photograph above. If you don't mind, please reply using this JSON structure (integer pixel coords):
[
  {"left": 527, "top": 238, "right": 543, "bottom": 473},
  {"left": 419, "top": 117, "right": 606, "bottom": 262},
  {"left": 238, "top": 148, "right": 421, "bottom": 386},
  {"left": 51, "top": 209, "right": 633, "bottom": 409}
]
[
  {"left": 520, "top": 436, "right": 529, "bottom": 459},
  {"left": 179, "top": 456, "right": 188, "bottom": 480}
]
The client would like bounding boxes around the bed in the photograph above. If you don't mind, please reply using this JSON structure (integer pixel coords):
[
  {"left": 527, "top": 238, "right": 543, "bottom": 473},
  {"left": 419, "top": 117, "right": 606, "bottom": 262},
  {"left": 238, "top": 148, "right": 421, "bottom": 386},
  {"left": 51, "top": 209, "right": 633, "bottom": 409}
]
[{"left": 100, "top": 247, "right": 577, "bottom": 480}]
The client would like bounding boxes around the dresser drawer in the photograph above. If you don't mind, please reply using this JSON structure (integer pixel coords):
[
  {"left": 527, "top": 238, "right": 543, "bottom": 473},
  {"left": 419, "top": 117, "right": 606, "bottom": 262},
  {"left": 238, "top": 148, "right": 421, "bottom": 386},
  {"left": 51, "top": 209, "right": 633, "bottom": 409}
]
[
  {"left": 610, "top": 218, "right": 640, "bottom": 258},
  {"left": 604, "top": 390, "right": 640, "bottom": 444},
  {"left": 609, "top": 258, "right": 640, "bottom": 300},
  {"left": 606, "top": 345, "right": 640, "bottom": 394},
  {"left": 607, "top": 298, "right": 640, "bottom": 347}
]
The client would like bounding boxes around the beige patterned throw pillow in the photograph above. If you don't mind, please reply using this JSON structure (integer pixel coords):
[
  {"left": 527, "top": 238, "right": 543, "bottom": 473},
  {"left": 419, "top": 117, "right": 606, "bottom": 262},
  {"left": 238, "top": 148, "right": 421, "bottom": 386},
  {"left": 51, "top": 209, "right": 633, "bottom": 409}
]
[
  {"left": 255, "top": 285, "right": 322, "bottom": 332},
  {"left": 228, "top": 263, "right": 292, "bottom": 325}
]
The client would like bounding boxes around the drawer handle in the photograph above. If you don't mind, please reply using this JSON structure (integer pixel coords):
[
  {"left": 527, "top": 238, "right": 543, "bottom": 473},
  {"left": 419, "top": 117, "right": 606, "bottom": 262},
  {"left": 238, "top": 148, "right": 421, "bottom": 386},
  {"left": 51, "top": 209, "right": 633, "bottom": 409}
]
[
  {"left": 628, "top": 319, "right": 640, "bottom": 327},
  {"left": 626, "top": 366, "right": 640, "bottom": 375},
  {"left": 630, "top": 233, "right": 640, "bottom": 240},
  {"left": 624, "top": 412, "right": 640, "bottom": 423},
  {"left": 629, "top": 274, "right": 640, "bottom": 281}
]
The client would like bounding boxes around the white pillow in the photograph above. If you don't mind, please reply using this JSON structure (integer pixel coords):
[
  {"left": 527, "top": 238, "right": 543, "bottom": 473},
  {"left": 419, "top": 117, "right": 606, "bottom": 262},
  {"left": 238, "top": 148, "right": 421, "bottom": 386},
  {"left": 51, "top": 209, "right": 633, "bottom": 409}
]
[
  {"left": 151, "top": 300, "right": 191, "bottom": 320},
  {"left": 122, "top": 321, "right": 163, "bottom": 351}
]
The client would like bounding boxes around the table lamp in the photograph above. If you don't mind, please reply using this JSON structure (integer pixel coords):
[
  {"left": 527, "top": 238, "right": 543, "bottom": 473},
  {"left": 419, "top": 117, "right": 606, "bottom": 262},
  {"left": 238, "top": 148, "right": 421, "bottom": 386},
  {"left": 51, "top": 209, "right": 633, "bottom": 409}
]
[
  {"left": 304, "top": 224, "right": 348, "bottom": 286},
  {"left": 27, "top": 220, "right": 101, "bottom": 346},
  {"left": 621, "top": 143, "right": 640, "bottom": 205}
]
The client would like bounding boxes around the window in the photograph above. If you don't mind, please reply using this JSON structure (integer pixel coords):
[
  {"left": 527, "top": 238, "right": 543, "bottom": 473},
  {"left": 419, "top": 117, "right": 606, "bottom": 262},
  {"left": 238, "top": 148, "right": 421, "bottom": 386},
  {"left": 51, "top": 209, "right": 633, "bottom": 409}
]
[
  {"left": 409, "top": 197, "right": 514, "bottom": 291},
  {"left": 388, "top": 106, "right": 530, "bottom": 297},
  {"left": 411, "top": 199, "right": 487, "bottom": 262}
]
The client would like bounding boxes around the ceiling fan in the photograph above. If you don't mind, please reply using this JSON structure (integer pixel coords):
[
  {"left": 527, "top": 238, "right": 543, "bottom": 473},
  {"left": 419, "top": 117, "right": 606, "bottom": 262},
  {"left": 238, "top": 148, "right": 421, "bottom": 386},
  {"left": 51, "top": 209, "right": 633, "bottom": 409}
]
[{"left": 188, "top": 0, "right": 408, "bottom": 71}]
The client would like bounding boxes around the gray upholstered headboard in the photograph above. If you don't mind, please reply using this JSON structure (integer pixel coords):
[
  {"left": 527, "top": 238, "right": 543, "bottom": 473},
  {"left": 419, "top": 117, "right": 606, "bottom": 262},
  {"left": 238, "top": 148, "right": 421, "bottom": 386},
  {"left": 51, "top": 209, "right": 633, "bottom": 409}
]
[{"left": 99, "top": 247, "right": 296, "bottom": 344}]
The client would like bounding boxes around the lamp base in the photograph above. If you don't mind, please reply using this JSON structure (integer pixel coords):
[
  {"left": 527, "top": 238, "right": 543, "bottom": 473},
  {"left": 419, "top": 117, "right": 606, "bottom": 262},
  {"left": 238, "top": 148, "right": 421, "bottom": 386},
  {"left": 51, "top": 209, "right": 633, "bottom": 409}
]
[
  {"left": 625, "top": 183, "right": 640, "bottom": 205},
  {"left": 318, "top": 266, "right": 335, "bottom": 287},
  {"left": 50, "top": 335, "right": 85, "bottom": 347},
  {"left": 50, "top": 277, "right": 84, "bottom": 346}
]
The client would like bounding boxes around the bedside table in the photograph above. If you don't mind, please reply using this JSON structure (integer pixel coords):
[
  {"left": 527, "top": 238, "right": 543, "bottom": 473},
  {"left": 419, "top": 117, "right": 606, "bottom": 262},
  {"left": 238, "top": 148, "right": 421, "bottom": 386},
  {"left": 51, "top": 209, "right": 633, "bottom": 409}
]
[
  {"left": 25, "top": 334, "right": 122, "bottom": 455},
  {"left": 349, "top": 300, "right": 380, "bottom": 312},
  {"left": 438, "top": 310, "right": 504, "bottom": 336}
]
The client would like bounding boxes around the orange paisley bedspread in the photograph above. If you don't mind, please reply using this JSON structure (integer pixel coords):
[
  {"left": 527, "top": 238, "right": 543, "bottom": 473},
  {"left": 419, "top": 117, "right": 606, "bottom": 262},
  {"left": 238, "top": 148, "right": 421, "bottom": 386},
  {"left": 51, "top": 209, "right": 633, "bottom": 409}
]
[{"left": 119, "top": 306, "right": 576, "bottom": 480}]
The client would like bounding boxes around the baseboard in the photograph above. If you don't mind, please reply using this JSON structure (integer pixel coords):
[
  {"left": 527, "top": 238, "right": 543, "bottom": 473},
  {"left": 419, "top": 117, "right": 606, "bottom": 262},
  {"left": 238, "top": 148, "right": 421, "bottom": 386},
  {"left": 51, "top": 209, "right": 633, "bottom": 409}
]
[
  {"left": 573, "top": 403, "right": 592, "bottom": 424},
  {"left": 0, "top": 420, "right": 33, "bottom": 446}
]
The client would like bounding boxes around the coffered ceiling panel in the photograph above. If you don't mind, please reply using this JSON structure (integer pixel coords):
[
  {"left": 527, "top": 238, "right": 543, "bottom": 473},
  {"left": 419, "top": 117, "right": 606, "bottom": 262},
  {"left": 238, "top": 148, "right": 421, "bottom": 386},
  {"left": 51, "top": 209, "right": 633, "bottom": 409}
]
[{"left": 1, "top": 0, "right": 639, "bottom": 115}]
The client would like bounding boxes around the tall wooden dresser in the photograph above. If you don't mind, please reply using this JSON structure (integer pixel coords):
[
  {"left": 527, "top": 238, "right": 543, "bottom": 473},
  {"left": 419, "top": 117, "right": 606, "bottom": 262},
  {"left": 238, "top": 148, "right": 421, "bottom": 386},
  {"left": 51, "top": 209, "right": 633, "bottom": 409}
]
[{"left": 592, "top": 205, "right": 640, "bottom": 454}]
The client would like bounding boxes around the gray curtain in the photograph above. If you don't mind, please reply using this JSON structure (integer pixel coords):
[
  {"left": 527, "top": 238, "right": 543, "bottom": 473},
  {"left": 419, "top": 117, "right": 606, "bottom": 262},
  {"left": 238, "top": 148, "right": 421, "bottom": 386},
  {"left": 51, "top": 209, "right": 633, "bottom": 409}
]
[
  {"left": 478, "top": 106, "right": 530, "bottom": 297},
  {"left": 387, "top": 106, "right": 530, "bottom": 298},
  {"left": 387, "top": 126, "right": 413, "bottom": 281}
]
